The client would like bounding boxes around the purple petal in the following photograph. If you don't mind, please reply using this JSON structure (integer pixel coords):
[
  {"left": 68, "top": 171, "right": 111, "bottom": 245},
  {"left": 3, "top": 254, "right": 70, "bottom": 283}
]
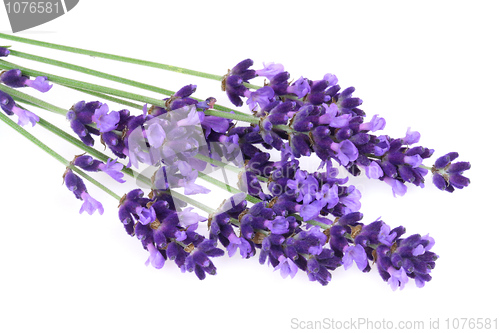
[
  {"left": 137, "top": 206, "right": 156, "bottom": 225},
  {"left": 403, "top": 127, "right": 420, "bottom": 145},
  {"left": 176, "top": 105, "right": 201, "bottom": 126},
  {"left": 364, "top": 161, "right": 384, "bottom": 179},
  {"left": 25, "top": 76, "right": 53, "bottom": 92},
  {"left": 412, "top": 244, "right": 425, "bottom": 256},
  {"left": 275, "top": 255, "right": 299, "bottom": 279},
  {"left": 202, "top": 115, "right": 230, "bottom": 133},
  {"left": 79, "top": 192, "right": 104, "bottom": 215},
  {"left": 342, "top": 244, "right": 368, "bottom": 270},
  {"left": 287, "top": 77, "right": 310, "bottom": 98},
  {"left": 11, "top": 106, "right": 39, "bottom": 127},
  {"left": 300, "top": 200, "right": 323, "bottom": 221},
  {"left": 384, "top": 177, "right": 407, "bottom": 197},
  {"left": 255, "top": 62, "right": 285, "bottom": 80},
  {"left": 145, "top": 243, "right": 165, "bottom": 269},
  {"left": 92, "top": 104, "right": 120, "bottom": 132},
  {"left": 99, "top": 158, "right": 126, "bottom": 183},
  {"left": 146, "top": 123, "right": 166, "bottom": 148},
  {"left": 387, "top": 267, "right": 409, "bottom": 291}
]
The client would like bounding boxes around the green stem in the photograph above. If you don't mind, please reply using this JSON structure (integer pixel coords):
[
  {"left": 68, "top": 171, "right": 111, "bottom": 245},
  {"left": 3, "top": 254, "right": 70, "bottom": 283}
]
[
  {"left": 204, "top": 109, "right": 259, "bottom": 124},
  {"left": 8, "top": 49, "right": 176, "bottom": 96},
  {"left": 167, "top": 190, "right": 215, "bottom": 214},
  {"left": 0, "top": 59, "right": 167, "bottom": 107},
  {"left": 0, "top": 112, "right": 121, "bottom": 201},
  {"left": 62, "top": 86, "right": 144, "bottom": 110},
  {"left": 0, "top": 33, "right": 223, "bottom": 81},
  {"left": 6, "top": 48, "right": 251, "bottom": 117}
]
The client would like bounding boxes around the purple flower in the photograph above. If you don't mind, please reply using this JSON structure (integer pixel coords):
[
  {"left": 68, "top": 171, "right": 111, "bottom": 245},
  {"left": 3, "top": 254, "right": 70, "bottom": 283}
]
[
  {"left": 0, "top": 69, "right": 52, "bottom": 92},
  {"left": 274, "top": 255, "right": 299, "bottom": 279},
  {"left": 287, "top": 77, "right": 310, "bottom": 98},
  {"left": 421, "top": 234, "right": 435, "bottom": 251},
  {"left": 378, "top": 223, "right": 397, "bottom": 246},
  {"left": 177, "top": 207, "right": 206, "bottom": 228},
  {"left": 137, "top": 206, "right": 156, "bottom": 225},
  {"left": 299, "top": 200, "right": 324, "bottom": 221},
  {"left": 227, "top": 234, "right": 252, "bottom": 258},
  {"left": 98, "top": 158, "right": 126, "bottom": 183},
  {"left": 403, "top": 127, "right": 420, "bottom": 145},
  {"left": 177, "top": 169, "right": 210, "bottom": 195},
  {"left": 0, "top": 47, "right": 10, "bottom": 57},
  {"left": 24, "top": 76, "right": 52, "bottom": 92},
  {"left": 383, "top": 177, "right": 407, "bottom": 197},
  {"left": 330, "top": 140, "right": 359, "bottom": 166},
  {"left": 0, "top": 90, "right": 39, "bottom": 126},
  {"left": 387, "top": 267, "right": 409, "bottom": 291},
  {"left": 359, "top": 114, "right": 386, "bottom": 132},
  {"left": 339, "top": 186, "right": 362, "bottom": 213},
  {"left": 64, "top": 169, "right": 87, "bottom": 199},
  {"left": 92, "top": 103, "right": 119, "bottom": 132},
  {"left": 264, "top": 216, "right": 290, "bottom": 234},
  {"left": 255, "top": 62, "right": 285, "bottom": 80},
  {"left": 404, "top": 154, "right": 423, "bottom": 168},
  {"left": 432, "top": 152, "right": 471, "bottom": 192},
  {"left": 245, "top": 86, "right": 274, "bottom": 111},
  {"left": 315, "top": 183, "right": 339, "bottom": 209},
  {"left": 145, "top": 122, "right": 166, "bottom": 148},
  {"left": 342, "top": 244, "right": 368, "bottom": 270},
  {"left": 79, "top": 192, "right": 104, "bottom": 215},
  {"left": 363, "top": 161, "right": 384, "bottom": 179},
  {"left": 287, "top": 170, "right": 319, "bottom": 205},
  {"left": 11, "top": 106, "right": 39, "bottom": 127},
  {"left": 145, "top": 243, "right": 166, "bottom": 269},
  {"left": 318, "top": 103, "right": 352, "bottom": 128},
  {"left": 176, "top": 105, "right": 201, "bottom": 127}
]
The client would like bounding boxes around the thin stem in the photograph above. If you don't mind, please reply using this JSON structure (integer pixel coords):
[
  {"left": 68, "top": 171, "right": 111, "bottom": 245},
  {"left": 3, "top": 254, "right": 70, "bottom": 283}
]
[
  {"left": 62, "top": 86, "right": 144, "bottom": 110},
  {"left": 8, "top": 49, "right": 176, "bottom": 96},
  {"left": 0, "top": 33, "right": 223, "bottom": 81},
  {"left": 0, "top": 59, "right": 167, "bottom": 107},
  {"left": 204, "top": 109, "right": 259, "bottom": 124},
  {"left": 0, "top": 112, "right": 121, "bottom": 201},
  {"left": 6, "top": 48, "right": 251, "bottom": 117}
]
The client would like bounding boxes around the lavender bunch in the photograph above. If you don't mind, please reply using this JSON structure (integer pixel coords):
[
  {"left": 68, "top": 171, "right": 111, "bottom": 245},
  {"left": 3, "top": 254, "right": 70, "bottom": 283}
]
[
  {"left": 223, "top": 59, "right": 470, "bottom": 196},
  {"left": 0, "top": 35, "right": 471, "bottom": 290}
]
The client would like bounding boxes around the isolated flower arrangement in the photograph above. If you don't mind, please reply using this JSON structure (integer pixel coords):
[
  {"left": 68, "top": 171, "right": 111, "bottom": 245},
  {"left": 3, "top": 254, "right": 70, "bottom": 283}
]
[{"left": 0, "top": 34, "right": 471, "bottom": 290}]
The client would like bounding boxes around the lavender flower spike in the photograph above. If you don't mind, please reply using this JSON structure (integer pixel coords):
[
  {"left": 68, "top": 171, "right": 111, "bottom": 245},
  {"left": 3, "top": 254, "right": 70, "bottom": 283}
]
[
  {"left": 0, "top": 90, "right": 39, "bottom": 126},
  {"left": 0, "top": 69, "right": 52, "bottom": 92}
]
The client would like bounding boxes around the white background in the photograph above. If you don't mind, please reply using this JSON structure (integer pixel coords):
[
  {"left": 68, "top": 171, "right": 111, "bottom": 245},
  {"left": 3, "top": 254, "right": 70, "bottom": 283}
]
[{"left": 1, "top": 1, "right": 498, "bottom": 332}]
